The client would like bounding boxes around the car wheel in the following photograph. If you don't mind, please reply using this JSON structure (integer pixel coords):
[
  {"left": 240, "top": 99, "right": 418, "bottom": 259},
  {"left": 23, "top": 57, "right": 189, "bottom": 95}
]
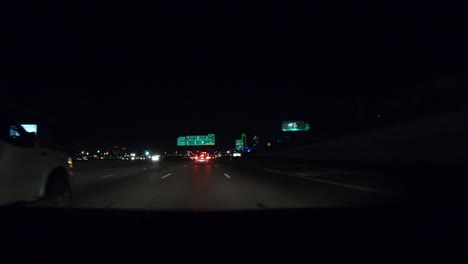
[{"left": 41, "top": 170, "right": 72, "bottom": 207}]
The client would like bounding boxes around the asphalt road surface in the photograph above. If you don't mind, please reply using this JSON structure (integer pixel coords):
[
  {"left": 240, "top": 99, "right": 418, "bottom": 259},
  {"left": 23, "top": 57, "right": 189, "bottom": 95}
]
[
  {"left": 11, "top": 158, "right": 466, "bottom": 264},
  {"left": 44, "top": 157, "right": 438, "bottom": 210}
]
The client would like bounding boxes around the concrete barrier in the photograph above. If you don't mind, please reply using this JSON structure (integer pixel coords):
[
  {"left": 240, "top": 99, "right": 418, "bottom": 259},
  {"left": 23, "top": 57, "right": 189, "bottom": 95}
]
[{"left": 255, "top": 110, "right": 468, "bottom": 164}]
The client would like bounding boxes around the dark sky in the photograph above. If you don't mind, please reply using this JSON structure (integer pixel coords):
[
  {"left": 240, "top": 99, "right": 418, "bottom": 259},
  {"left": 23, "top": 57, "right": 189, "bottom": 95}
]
[{"left": 1, "top": 0, "right": 468, "bottom": 151}]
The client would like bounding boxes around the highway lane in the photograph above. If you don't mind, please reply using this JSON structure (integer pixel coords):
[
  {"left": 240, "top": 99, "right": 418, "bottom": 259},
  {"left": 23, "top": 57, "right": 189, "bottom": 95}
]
[
  {"left": 16, "top": 158, "right": 465, "bottom": 264},
  {"left": 61, "top": 159, "right": 403, "bottom": 210},
  {"left": 71, "top": 160, "right": 168, "bottom": 190}
]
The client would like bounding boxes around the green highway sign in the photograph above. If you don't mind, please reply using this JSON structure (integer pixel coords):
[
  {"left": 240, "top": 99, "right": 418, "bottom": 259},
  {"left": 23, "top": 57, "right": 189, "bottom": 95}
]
[
  {"left": 177, "top": 137, "right": 187, "bottom": 146},
  {"left": 282, "top": 121, "right": 311, "bottom": 132},
  {"left": 235, "top": 139, "right": 244, "bottom": 150},
  {"left": 178, "top": 134, "right": 215, "bottom": 146}
]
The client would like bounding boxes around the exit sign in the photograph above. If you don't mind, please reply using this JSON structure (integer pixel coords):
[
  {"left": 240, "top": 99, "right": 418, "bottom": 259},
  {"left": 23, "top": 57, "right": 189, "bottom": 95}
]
[{"left": 177, "top": 134, "right": 216, "bottom": 146}]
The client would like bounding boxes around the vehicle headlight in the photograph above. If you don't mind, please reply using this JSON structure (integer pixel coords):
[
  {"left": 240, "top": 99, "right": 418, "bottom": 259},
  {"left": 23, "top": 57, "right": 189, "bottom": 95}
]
[{"left": 152, "top": 155, "right": 160, "bottom": 161}]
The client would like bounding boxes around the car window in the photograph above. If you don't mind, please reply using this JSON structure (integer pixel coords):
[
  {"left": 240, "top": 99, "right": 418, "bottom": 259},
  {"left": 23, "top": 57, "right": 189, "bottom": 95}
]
[
  {"left": 0, "top": 117, "right": 35, "bottom": 147},
  {"left": 0, "top": 116, "right": 18, "bottom": 142},
  {"left": 9, "top": 124, "right": 22, "bottom": 139}
]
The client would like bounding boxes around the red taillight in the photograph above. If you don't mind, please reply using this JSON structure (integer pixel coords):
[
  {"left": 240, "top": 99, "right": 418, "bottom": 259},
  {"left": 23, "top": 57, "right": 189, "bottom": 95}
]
[
  {"left": 195, "top": 156, "right": 198, "bottom": 159},
  {"left": 207, "top": 156, "right": 211, "bottom": 160}
]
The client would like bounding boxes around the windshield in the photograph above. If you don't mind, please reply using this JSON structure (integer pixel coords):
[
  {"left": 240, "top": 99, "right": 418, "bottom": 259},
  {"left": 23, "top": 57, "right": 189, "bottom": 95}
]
[{"left": 1, "top": 1, "right": 467, "bottom": 211}]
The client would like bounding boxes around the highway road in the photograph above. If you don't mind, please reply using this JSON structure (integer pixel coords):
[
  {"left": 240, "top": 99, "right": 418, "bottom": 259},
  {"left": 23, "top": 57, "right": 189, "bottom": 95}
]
[
  {"left": 12, "top": 158, "right": 466, "bottom": 264},
  {"left": 44, "top": 157, "right": 431, "bottom": 210}
]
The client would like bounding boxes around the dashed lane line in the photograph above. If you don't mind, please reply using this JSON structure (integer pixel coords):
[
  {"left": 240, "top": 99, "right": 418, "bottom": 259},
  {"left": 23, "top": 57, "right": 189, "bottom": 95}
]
[
  {"left": 100, "top": 174, "right": 115, "bottom": 179},
  {"left": 161, "top": 173, "right": 172, "bottom": 179}
]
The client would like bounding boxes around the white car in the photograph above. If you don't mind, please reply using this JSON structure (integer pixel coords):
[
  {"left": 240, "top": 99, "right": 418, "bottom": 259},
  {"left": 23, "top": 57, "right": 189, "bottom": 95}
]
[
  {"left": 192, "top": 152, "right": 213, "bottom": 164},
  {"left": 0, "top": 114, "right": 73, "bottom": 206}
]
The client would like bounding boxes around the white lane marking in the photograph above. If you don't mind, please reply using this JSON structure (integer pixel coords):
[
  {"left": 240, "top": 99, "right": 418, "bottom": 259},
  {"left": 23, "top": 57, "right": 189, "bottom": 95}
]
[
  {"left": 224, "top": 173, "right": 231, "bottom": 179},
  {"left": 215, "top": 165, "right": 219, "bottom": 167},
  {"left": 184, "top": 165, "right": 187, "bottom": 168},
  {"left": 261, "top": 167, "right": 405, "bottom": 199},
  {"left": 100, "top": 174, "right": 115, "bottom": 179},
  {"left": 161, "top": 173, "right": 172, "bottom": 179},
  {"left": 305, "top": 171, "right": 336, "bottom": 177},
  {"left": 142, "top": 168, "right": 147, "bottom": 170},
  {"left": 263, "top": 168, "right": 284, "bottom": 174},
  {"left": 296, "top": 172, "right": 325, "bottom": 177},
  {"left": 322, "top": 170, "right": 354, "bottom": 175}
]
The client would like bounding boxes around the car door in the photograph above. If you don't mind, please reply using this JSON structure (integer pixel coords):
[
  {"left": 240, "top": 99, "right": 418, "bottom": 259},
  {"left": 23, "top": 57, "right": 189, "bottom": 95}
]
[{"left": 0, "top": 120, "right": 39, "bottom": 205}]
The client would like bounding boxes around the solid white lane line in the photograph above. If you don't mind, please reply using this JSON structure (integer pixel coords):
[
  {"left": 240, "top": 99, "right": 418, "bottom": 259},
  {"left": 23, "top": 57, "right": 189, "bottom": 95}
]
[
  {"left": 263, "top": 168, "right": 284, "bottom": 174},
  {"left": 296, "top": 172, "right": 321, "bottom": 177},
  {"left": 184, "top": 165, "right": 187, "bottom": 168},
  {"left": 100, "top": 174, "right": 115, "bottom": 179},
  {"left": 306, "top": 178, "right": 405, "bottom": 198},
  {"left": 142, "top": 168, "right": 147, "bottom": 170},
  {"left": 261, "top": 167, "right": 405, "bottom": 199},
  {"left": 161, "top": 173, "right": 172, "bottom": 179},
  {"left": 224, "top": 173, "right": 231, "bottom": 179},
  {"left": 302, "top": 172, "right": 329, "bottom": 177},
  {"left": 215, "top": 165, "right": 219, "bottom": 167}
]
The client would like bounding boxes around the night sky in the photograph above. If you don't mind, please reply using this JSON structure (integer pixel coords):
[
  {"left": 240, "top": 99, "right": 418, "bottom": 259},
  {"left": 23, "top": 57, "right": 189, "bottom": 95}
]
[{"left": 1, "top": 0, "right": 467, "bottom": 151}]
